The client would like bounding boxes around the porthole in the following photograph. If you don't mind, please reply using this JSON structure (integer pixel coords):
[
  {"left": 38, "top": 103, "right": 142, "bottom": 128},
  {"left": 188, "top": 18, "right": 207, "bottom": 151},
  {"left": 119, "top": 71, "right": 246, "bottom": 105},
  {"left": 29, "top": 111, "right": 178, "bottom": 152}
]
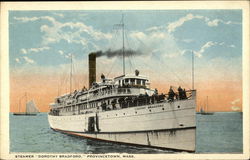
[
  {"left": 123, "top": 113, "right": 125, "bottom": 115},
  {"left": 135, "top": 112, "right": 137, "bottom": 114},
  {"left": 116, "top": 114, "right": 118, "bottom": 116},
  {"left": 149, "top": 110, "right": 151, "bottom": 112},
  {"left": 162, "top": 108, "right": 165, "bottom": 110},
  {"left": 177, "top": 105, "right": 180, "bottom": 108}
]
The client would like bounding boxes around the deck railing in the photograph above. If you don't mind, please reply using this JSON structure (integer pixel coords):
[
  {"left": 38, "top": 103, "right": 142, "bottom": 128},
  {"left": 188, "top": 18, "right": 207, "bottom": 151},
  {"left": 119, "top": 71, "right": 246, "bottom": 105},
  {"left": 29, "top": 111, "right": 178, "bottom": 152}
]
[{"left": 49, "top": 90, "right": 196, "bottom": 116}]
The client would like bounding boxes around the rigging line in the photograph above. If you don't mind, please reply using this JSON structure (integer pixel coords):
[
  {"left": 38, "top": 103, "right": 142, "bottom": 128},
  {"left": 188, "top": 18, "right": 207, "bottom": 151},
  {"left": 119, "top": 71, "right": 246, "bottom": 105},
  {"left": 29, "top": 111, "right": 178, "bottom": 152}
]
[
  {"left": 61, "top": 72, "right": 67, "bottom": 94},
  {"left": 124, "top": 26, "right": 135, "bottom": 72},
  {"left": 72, "top": 54, "right": 78, "bottom": 91},
  {"left": 122, "top": 14, "right": 125, "bottom": 75},
  {"left": 162, "top": 63, "right": 190, "bottom": 89},
  {"left": 124, "top": 26, "right": 132, "bottom": 49},
  {"left": 127, "top": 53, "right": 134, "bottom": 73},
  {"left": 72, "top": 56, "right": 79, "bottom": 90},
  {"left": 164, "top": 63, "right": 191, "bottom": 89},
  {"left": 81, "top": 58, "right": 88, "bottom": 88},
  {"left": 123, "top": 43, "right": 136, "bottom": 72},
  {"left": 70, "top": 57, "right": 72, "bottom": 92},
  {"left": 104, "top": 24, "right": 122, "bottom": 77},
  {"left": 72, "top": 56, "right": 75, "bottom": 90},
  {"left": 110, "top": 25, "right": 120, "bottom": 50},
  {"left": 128, "top": 50, "right": 137, "bottom": 71},
  {"left": 106, "top": 57, "right": 118, "bottom": 77},
  {"left": 153, "top": 53, "right": 191, "bottom": 89},
  {"left": 128, "top": 56, "right": 133, "bottom": 73},
  {"left": 130, "top": 53, "right": 177, "bottom": 86},
  {"left": 60, "top": 70, "right": 67, "bottom": 94},
  {"left": 126, "top": 33, "right": 138, "bottom": 73},
  {"left": 132, "top": 34, "right": 190, "bottom": 89},
  {"left": 125, "top": 32, "right": 151, "bottom": 72}
]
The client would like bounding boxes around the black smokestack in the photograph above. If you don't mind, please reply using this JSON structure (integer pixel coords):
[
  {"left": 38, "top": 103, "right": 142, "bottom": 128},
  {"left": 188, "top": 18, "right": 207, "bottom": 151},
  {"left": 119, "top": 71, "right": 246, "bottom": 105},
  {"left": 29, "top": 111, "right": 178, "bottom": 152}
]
[
  {"left": 88, "top": 53, "right": 96, "bottom": 88},
  {"left": 94, "top": 49, "right": 143, "bottom": 58}
]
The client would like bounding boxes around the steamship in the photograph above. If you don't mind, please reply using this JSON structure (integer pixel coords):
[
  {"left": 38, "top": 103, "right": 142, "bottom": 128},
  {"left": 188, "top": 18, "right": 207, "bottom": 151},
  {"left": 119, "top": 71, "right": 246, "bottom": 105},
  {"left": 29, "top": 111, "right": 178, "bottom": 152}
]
[{"left": 48, "top": 18, "right": 196, "bottom": 152}]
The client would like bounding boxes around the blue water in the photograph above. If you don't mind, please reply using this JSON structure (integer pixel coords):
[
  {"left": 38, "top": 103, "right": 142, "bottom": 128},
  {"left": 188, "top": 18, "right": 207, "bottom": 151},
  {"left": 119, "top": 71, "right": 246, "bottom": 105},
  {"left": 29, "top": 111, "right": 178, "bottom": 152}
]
[{"left": 10, "top": 112, "right": 242, "bottom": 153}]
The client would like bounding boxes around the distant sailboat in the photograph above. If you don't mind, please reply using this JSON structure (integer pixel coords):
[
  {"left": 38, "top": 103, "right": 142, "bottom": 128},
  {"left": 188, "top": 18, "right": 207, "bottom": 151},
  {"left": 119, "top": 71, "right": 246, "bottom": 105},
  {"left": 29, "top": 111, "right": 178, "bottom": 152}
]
[
  {"left": 13, "top": 93, "right": 39, "bottom": 116},
  {"left": 198, "top": 96, "right": 214, "bottom": 115}
]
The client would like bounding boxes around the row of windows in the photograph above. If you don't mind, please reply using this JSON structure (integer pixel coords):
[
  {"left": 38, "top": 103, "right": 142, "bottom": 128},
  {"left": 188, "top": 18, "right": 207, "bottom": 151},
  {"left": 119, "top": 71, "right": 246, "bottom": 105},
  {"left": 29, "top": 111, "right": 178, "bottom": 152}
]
[
  {"left": 102, "top": 105, "right": 184, "bottom": 118},
  {"left": 121, "top": 78, "right": 146, "bottom": 85},
  {"left": 60, "top": 102, "right": 181, "bottom": 113},
  {"left": 62, "top": 101, "right": 103, "bottom": 112}
]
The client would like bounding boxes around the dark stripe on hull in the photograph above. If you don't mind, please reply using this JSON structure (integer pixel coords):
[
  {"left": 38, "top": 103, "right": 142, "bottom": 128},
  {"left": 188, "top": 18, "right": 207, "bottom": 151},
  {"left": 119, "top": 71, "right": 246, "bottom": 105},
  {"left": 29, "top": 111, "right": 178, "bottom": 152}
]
[
  {"left": 53, "top": 126, "right": 196, "bottom": 134},
  {"left": 51, "top": 127, "right": 195, "bottom": 153},
  {"left": 13, "top": 113, "right": 37, "bottom": 116}
]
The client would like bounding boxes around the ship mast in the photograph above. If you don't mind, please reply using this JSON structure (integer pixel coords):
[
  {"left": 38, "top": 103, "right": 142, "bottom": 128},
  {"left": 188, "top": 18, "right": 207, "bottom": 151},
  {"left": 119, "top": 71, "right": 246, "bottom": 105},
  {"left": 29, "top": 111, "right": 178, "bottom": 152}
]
[{"left": 122, "top": 14, "right": 125, "bottom": 75}]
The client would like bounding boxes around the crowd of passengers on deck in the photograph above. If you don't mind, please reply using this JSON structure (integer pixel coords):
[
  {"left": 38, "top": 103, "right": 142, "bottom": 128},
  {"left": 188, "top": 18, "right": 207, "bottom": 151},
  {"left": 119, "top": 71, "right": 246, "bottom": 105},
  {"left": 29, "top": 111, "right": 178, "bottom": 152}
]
[
  {"left": 50, "top": 86, "right": 189, "bottom": 115},
  {"left": 100, "top": 86, "right": 189, "bottom": 111}
]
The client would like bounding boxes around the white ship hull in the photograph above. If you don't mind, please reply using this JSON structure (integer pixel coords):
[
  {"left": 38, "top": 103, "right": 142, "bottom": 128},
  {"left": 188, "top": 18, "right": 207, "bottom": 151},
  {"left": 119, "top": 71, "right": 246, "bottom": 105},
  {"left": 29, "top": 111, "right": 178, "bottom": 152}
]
[{"left": 48, "top": 99, "right": 196, "bottom": 152}]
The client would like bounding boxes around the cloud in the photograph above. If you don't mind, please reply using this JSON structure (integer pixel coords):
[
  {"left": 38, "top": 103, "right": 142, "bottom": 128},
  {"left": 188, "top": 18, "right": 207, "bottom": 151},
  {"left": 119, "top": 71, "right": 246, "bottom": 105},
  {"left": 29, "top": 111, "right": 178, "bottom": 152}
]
[
  {"left": 58, "top": 50, "right": 64, "bottom": 55},
  {"left": 178, "top": 44, "right": 214, "bottom": 58},
  {"left": 182, "top": 39, "right": 194, "bottom": 43},
  {"left": 206, "top": 19, "right": 221, "bottom": 27},
  {"left": 29, "top": 46, "right": 50, "bottom": 53},
  {"left": 166, "top": 13, "right": 241, "bottom": 33},
  {"left": 206, "top": 19, "right": 240, "bottom": 27},
  {"left": 14, "top": 16, "right": 40, "bottom": 22},
  {"left": 65, "top": 54, "right": 71, "bottom": 59},
  {"left": 64, "top": 53, "right": 75, "bottom": 59},
  {"left": 23, "top": 56, "right": 35, "bottom": 64},
  {"left": 20, "top": 46, "right": 50, "bottom": 54},
  {"left": 15, "top": 58, "right": 20, "bottom": 63},
  {"left": 20, "top": 48, "right": 27, "bottom": 54},
  {"left": 13, "top": 13, "right": 239, "bottom": 67},
  {"left": 194, "top": 41, "right": 217, "bottom": 57},
  {"left": 14, "top": 16, "right": 56, "bottom": 24},
  {"left": 192, "top": 41, "right": 235, "bottom": 58},
  {"left": 53, "top": 13, "right": 64, "bottom": 18},
  {"left": 231, "top": 106, "right": 240, "bottom": 111},
  {"left": 130, "top": 31, "right": 147, "bottom": 40},
  {"left": 39, "top": 19, "right": 112, "bottom": 47},
  {"left": 229, "top": 44, "right": 235, "bottom": 48},
  {"left": 231, "top": 98, "right": 240, "bottom": 105},
  {"left": 167, "top": 14, "right": 203, "bottom": 33},
  {"left": 145, "top": 26, "right": 165, "bottom": 32},
  {"left": 129, "top": 30, "right": 182, "bottom": 59},
  {"left": 231, "top": 98, "right": 241, "bottom": 111},
  {"left": 57, "top": 50, "right": 74, "bottom": 59}
]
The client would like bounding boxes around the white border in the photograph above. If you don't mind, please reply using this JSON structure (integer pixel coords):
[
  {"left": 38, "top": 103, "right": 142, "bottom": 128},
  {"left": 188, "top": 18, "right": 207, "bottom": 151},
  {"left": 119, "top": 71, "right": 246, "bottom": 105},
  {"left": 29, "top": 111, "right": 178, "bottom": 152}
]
[{"left": 0, "top": 1, "right": 249, "bottom": 160}]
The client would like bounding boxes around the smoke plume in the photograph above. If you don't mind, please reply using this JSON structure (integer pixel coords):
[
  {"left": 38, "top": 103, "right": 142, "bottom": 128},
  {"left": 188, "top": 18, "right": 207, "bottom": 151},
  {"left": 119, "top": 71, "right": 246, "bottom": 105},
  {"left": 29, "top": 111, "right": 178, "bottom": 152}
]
[{"left": 92, "top": 49, "right": 143, "bottom": 58}]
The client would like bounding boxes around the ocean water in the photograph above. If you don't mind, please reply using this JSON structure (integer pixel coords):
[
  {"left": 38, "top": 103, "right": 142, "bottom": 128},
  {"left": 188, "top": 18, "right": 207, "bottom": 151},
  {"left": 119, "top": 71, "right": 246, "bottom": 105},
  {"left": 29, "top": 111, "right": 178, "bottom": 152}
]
[{"left": 10, "top": 112, "right": 242, "bottom": 153}]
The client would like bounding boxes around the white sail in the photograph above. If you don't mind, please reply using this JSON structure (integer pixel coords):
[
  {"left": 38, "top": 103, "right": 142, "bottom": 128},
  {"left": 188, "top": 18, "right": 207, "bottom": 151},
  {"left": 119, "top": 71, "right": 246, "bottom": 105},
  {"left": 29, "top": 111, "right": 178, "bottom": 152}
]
[{"left": 26, "top": 100, "right": 39, "bottom": 113}]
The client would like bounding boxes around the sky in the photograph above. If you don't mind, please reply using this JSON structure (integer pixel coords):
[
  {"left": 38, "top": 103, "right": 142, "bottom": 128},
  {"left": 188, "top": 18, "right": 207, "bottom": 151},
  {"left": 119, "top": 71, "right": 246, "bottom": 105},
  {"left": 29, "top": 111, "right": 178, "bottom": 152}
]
[{"left": 9, "top": 10, "right": 242, "bottom": 112}]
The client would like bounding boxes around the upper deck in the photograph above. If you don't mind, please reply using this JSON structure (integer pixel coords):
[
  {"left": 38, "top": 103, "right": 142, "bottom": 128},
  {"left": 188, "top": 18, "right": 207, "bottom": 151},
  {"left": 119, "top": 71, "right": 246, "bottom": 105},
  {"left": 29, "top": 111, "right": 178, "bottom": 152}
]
[{"left": 50, "top": 73, "right": 155, "bottom": 109}]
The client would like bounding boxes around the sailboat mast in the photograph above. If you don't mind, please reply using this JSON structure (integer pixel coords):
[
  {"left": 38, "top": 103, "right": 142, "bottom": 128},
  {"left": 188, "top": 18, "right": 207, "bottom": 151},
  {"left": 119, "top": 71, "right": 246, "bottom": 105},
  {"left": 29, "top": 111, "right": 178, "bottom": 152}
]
[
  {"left": 192, "top": 51, "right": 194, "bottom": 90},
  {"left": 25, "top": 92, "right": 27, "bottom": 113},
  {"left": 206, "top": 96, "right": 208, "bottom": 112},
  {"left": 18, "top": 97, "right": 21, "bottom": 113},
  {"left": 122, "top": 14, "right": 125, "bottom": 75},
  {"left": 70, "top": 53, "right": 73, "bottom": 93}
]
